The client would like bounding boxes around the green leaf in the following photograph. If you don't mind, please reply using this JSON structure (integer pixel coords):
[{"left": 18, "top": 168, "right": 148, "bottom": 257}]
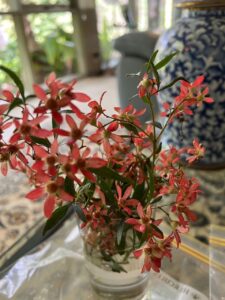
[
  {"left": 60, "top": 109, "right": 73, "bottom": 114},
  {"left": 74, "top": 204, "right": 86, "bottom": 222},
  {"left": 149, "top": 61, "right": 160, "bottom": 86},
  {"left": 117, "top": 221, "right": 125, "bottom": 246},
  {"left": 77, "top": 182, "right": 95, "bottom": 201},
  {"left": 150, "top": 49, "right": 159, "bottom": 63},
  {"left": 159, "top": 76, "right": 188, "bottom": 92},
  {"left": 91, "top": 166, "right": 132, "bottom": 184},
  {"left": 97, "top": 180, "right": 116, "bottom": 206},
  {"left": 110, "top": 261, "right": 127, "bottom": 273},
  {"left": 101, "top": 251, "right": 127, "bottom": 273},
  {"left": 151, "top": 224, "right": 164, "bottom": 239},
  {"left": 43, "top": 204, "right": 71, "bottom": 235},
  {"left": 64, "top": 176, "right": 75, "bottom": 197},
  {"left": 136, "top": 230, "right": 148, "bottom": 247},
  {"left": 142, "top": 95, "right": 150, "bottom": 104},
  {"left": 25, "top": 94, "right": 36, "bottom": 101},
  {"left": 0, "top": 65, "right": 25, "bottom": 101},
  {"left": 156, "top": 142, "right": 162, "bottom": 154},
  {"left": 146, "top": 50, "right": 159, "bottom": 72},
  {"left": 150, "top": 195, "right": 162, "bottom": 205},
  {"left": 52, "top": 117, "right": 58, "bottom": 129},
  {"left": 146, "top": 165, "right": 154, "bottom": 202},
  {"left": 155, "top": 52, "right": 178, "bottom": 70},
  {"left": 133, "top": 182, "right": 145, "bottom": 204},
  {"left": 7, "top": 97, "right": 24, "bottom": 113},
  {"left": 121, "top": 121, "right": 139, "bottom": 136},
  {"left": 30, "top": 136, "right": 51, "bottom": 148},
  {"left": 148, "top": 121, "right": 162, "bottom": 129}
]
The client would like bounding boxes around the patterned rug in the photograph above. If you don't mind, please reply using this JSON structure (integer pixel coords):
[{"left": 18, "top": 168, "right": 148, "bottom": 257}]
[{"left": 0, "top": 172, "right": 44, "bottom": 269}]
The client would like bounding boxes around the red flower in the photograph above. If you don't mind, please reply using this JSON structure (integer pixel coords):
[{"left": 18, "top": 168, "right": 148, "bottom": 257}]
[
  {"left": 26, "top": 176, "right": 73, "bottom": 218},
  {"left": 134, "top": 236, "right": 173, "bottom": 273},
  {"left": 126, "top": 203, "right": 162, "bottom": 236},
  {"left": 9, "top": 108, "right": 52, "bottom": 144},
  {"left": 32, "top": 139, "right": 59, "bottom": 176},
  {"left": 33, "top": 74, "right": 91, "bottom": 124},
  {"left": 87, "top": 91, "right": 106, "bottom": 122},
  {"left": 138, "top": 73, "right": 158, "bottom": 98},
  {"left": 175, "top": 176, "right": 200, "bottom": 205},
  {"left": 113, "top": 104, "right": 146, "bottom": 127},
  {"left": 0, "top": 90, "right": 15, "bottom": 114},
  {"left": 156, "top": 147, "right": 183, "bottom": 177},
  {"left": 68, "top": 144, "right": 107, "bottom": 182},
  {"left": 89, "top": 121, "right": 124, "bottom": 156},
  {"left": 186, "top": 138, "right": 205, "bottom": 163},
  {"left": 115, "top": 183, "right": 138, "bottom": 215},
  {"left": 180, "top": 76, "right": 214, "bottom": 107},
  {"left": 54, "top": 114, "right": 88, "bottom": 144},
  {"left": 0, "top": 142, "right": 27, "bottom": 176}
]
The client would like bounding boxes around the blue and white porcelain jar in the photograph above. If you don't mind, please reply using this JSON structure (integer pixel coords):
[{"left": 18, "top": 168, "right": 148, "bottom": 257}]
[{"left": 156, "top": 0, "right": 225, "bottom": 168}]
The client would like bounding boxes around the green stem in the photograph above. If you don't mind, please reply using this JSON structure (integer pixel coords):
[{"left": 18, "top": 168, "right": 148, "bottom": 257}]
[
  {"left": 156, "top": 98, "right": 191, "bottom": 143},
  {"left": 148, "top": 95, "right": 156, "bottom": 163}
]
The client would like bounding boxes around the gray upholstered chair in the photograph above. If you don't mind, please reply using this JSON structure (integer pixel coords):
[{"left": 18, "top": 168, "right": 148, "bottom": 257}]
[{"left": 114, "top": 31, "right": 159, "bottom": 122}]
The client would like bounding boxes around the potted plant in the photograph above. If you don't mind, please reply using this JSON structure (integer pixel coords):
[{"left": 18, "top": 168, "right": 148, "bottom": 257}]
[{"left": 0, "top": 52, "right": 213, "bottom": 299}]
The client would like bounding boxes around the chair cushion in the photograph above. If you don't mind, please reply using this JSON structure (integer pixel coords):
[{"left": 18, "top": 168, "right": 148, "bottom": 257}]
[{"left": 114, "top": 31, "right": 159, "bottom": 60}]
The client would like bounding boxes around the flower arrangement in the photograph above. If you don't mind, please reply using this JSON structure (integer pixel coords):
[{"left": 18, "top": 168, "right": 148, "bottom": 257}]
[{"left": 0, "top": 52, "right": 213, "bottom": 274}]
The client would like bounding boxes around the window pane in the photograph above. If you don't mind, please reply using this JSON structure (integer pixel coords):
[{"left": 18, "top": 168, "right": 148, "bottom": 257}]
[
  {"left": 0, "top": 16, "right": 20, "bottom": 88},
  {"left": 26, "top": 12, "right": 76, "bottom": 82},
  {"left": 96, "top": 0, "right": 129, "bottom": 64},
  {"left": 0, "top": 0, "right": 10, "bottom": 12},
  {"left": 22, "top": 0, "right": 69, "bottom": 4}
]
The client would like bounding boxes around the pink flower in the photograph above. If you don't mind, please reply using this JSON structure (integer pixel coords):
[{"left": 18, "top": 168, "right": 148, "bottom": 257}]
[
  {"left": 33, "top": 74, "right": 91, "bottom": 124},
  {"left": 138, "top": 73, "right": 158, "bottom": 98},
  {"left": 113, "top": 104, "right": 146, "bottom": 127},
  {"left": 0, "top": 142, "right": 27, "bottom": 176},
  {"left": 9, "top": 108, "right": 52, "bottom": 144},
  {"left": 115, "top": 183, "right": 138, "bottom": 215},
  {"left": 126, "top": 203, "right": 162, "bottom": 236},
  {"left": 54, "top": 114, "right": 88, "bottom": 144},
  {"left": 134, "top": 236, "right": 173, "bottom": 273},
  {"left": 0, "top": 90, "right": 15, "bottom": 114},
  {"left": 26, "top": 176, "right": 73, "bottom": 218},
  {"left": 32, "top": 139, "right": 59, "bottom": 176},
  {"left": 67, "top": 144, "right": 107, "bottom": 182},
  {"left": 89, "top": 121, "right": 124, "bottom": 156},
  {"left": 186, "top": 138, "right": 205, "bottom": 163}
]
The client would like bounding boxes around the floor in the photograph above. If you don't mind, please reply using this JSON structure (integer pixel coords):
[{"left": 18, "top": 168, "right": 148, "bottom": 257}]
[{"left": 75, "top": 74, "right": 119, "bottom": 116}]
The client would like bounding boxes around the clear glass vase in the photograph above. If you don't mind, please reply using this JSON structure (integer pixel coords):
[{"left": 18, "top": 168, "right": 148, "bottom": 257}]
[{"left": 79, "top": 220, "right": 151, "bottom": 300}]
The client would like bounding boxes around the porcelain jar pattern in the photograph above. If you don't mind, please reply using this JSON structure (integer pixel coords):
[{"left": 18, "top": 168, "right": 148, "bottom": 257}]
[{"left": 156, "top": 7, "right": 225, "bottom": 167}]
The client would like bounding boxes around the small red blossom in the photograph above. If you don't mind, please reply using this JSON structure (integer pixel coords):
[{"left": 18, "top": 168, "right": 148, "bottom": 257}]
[
  {"left": 179, "top": 76, "right": 214, "bottom": 107},
  {"left": 69, "top": 144, "right": 107, "bottom": 182},
  {"left": 10, "top": 108, "right": 52, "bottom": 144},
  {"left": 138, "top": 73, "right": 158, "bottom": 98},
  {"left": 89, "top": 121, "right": 124, "bottom": 156},
  {"left": 113, "top": 104, "right": 146, "bottom": 127},
  {"left": 134, "top": 236, "right": 173, "bottom": 273},
  {"left": 126, "top": 203, "right": 162, "bottom": 236},
  {"left": 115, "top": 184, "right": 138, "bottom": 215},
  {"left": 54, "top": 114, "right": 88, "bottom": 144},
  {"left": 26, "top": 176, "right": 73, "bottom": 218},
  {"left": 33, "top": 74, "right": 91, "bottom": 124},
  {"left": 187, "top": 138, "right": 205, "bottom": 163}
]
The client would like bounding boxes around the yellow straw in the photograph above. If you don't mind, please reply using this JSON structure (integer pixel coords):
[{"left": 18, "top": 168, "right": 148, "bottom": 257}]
[{"left": 173, "top": 242, "right": 225, "bottom": 274}]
